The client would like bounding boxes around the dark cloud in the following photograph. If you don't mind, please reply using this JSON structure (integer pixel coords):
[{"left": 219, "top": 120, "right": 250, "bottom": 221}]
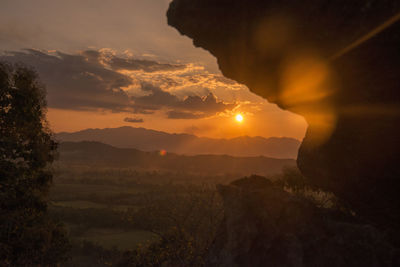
[
  {"left": 79, "top": 49, "right": 186, "bottom": 72},
  {"left": 177, "top": 93, "right": 234, "bottom": 113},
  {"left": 0, "top": 49, "right": 236, "bottom": 119},
  {"left": 166, "top": 111, "right": 206, "bottom": 119},
  {"left": 0, "top": 49, "right": 132, "bottom": 112},
  {"left": 109, "top": 56, "right": 185, "bottom": 72},
  {"left": 132, "top": 108, "right": 155, "bottom": 115},
  {"left": 132, "top": 83, "right": 179, "bottom": 111},
  {"left": 124, "top": 117, "right": 144, "bottom": 123},
  {"left": 132, "top": 83, "right": 236, "bottom": 118}
]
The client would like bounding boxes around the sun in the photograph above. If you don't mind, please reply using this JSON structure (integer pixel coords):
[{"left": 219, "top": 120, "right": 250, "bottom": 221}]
[{"left": 235, "top": 114, "right": 244, "bottom": 123}]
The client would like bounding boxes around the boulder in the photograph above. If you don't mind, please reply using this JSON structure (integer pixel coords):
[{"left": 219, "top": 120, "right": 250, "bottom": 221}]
[{"left": 207, "top": 176, "right": 398, "bottom": 266}]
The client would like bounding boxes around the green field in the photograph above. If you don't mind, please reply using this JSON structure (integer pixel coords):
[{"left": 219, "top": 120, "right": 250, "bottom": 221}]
[{"left": 49, "top": 166, "right": 224, "bottom": 265}]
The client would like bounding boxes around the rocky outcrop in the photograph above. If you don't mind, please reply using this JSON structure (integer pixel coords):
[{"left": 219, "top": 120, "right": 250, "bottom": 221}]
[
  {"left": 207, "top": 176, "right": 398, "bottom": 266},
  {"left": 167, "top": 0, "right": 400, "bottom": 231}
]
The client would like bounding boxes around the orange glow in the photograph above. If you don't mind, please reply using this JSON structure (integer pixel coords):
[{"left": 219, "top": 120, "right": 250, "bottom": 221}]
[
  {"left": 279, "top": 56, "right": 337, "bottom": 144},
  {"left": 235, "top": 114, "right": 244, "bottom": 123},
  {"left": 46, "top": 107, "right": 307, "bottom": 141},
  {"left": 159, "top": 149, "right": 167, "bottom": 156},
  {"left": 253, "top": 14, "right": 340, "bottom": 145}
]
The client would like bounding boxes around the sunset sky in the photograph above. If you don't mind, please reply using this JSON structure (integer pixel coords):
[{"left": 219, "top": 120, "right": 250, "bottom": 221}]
[{"left": 0, "top": 0, "right": 307, "bottom": 139}]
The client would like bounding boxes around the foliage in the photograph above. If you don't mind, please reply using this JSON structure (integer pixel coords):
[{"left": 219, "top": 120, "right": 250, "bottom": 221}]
[
  {"left": 50, "top": 206, "right": 131, "bottom": 230},
  {"left": 123, "top": 185, "right": 223, "bottom": 266},
  {"left": 53, "top": 164, "right": 239, "bottom": 186},
  {"left": 274, "top": 167, "right": 353, "bottom": 214},
  {"left": 47, "top": 180, "right": 223, "bottom": 266},
  {"left": 0, "top": 62, "right": 69, "bottom": 266}
]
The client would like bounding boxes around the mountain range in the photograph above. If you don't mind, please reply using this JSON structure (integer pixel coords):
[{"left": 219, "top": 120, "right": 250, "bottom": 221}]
[
  {"left": 58, "top": 141, "right": 296, "bottom": 176},
  {"left": 56, "top": 126, "right": 300, "bottom": 159}
]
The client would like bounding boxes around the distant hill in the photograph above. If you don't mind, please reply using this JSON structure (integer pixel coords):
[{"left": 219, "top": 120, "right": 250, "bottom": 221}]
[
  {"left": 58, "top": 141, "right": 296, "bottom": 176},
  {"left": 56, "top": 126, "right": 300, "bottom": 159}
]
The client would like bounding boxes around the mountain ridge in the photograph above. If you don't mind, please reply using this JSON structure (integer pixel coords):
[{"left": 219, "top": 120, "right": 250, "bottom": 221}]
[
  {"left": 58, "top": 141, "right": 296, "bottom": 176},
  {"left": 56, "top": 126, "right": 300, "bottom": 159}
]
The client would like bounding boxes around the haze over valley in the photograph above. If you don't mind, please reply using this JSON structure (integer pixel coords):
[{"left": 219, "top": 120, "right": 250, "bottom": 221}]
[{"left": 57, "top": 126, "right": 300, "bottom": 159}]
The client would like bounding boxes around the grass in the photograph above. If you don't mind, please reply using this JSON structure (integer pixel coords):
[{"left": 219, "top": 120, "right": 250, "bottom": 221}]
[{"left": 49, "top": 172, "right": 184, "bottom": 251}]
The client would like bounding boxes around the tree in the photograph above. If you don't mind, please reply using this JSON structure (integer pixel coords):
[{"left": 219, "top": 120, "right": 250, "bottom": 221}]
[
  {"left": 0, "top": 62, "right": 69, "bottom": 266},
  {"left": 125, "top": 185, "right": 223, "bottom": 266}
]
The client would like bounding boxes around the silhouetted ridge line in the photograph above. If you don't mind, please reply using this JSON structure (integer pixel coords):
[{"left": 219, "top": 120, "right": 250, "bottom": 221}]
[
  {"left": 58, "top": 141, "right": 296, "bottom": 176},
  {"left": 57, "top": 126, "right": 300, "bottom": 159}
]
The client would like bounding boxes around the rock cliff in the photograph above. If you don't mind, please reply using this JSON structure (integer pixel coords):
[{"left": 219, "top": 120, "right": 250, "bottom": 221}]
[
  {"left": 167, "top": 0, "right": 400, "bottom": 231},
  {"left": 207, "top": 176, "right": 398, "bottom": 266}
]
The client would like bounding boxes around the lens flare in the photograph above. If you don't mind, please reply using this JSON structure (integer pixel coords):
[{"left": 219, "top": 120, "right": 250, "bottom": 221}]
[{"left": 279, "top": 56, "right": 337, "bottom": 145}]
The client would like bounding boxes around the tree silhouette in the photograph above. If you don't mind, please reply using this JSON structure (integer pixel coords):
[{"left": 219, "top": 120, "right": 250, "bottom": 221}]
[{"left": 0, "top": 62, "right": 69, "bottom": 266}]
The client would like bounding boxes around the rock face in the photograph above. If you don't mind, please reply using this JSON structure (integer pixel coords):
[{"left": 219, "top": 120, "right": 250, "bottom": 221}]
[
  {"left": 167, "top": 0, "right": 400, "bottom": 230},
  {"left": 208, "top": 176, "right": 398, "bottom": 266}
]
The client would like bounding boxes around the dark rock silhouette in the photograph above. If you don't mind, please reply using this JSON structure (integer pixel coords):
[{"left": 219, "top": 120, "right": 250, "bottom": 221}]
[
  {"left": 208, "top": 176, "right": 398, "bottom": 267},
  {"left": 167, "top": 0, "right": 400, "bottom": 232}
]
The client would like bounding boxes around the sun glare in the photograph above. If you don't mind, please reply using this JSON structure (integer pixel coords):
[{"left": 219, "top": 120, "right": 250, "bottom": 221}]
[{"left": 235, "top": 114, "right": 244, "bottom": 123}]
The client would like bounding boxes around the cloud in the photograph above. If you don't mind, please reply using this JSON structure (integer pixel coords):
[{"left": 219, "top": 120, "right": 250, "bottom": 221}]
[
  {"left": 177, "top": 93, "right": 234, "bottom": 113},
  {"left": 0, "top": 49, "right": 239, "bottom": 119},
  {"left": 124, "top": 117, "right": 144, "bottom": 123},
  {"left": 0, "top": 49, "right": 132, "bottom": 112},
  {"left": 166, "top": 111, "right": 206, "bottom": 119},
  {"left": 132, "top": 83, "right": 236, "bottom": 118},
  {"left": 108, "top": 56, "right": 185, "bottom": 72},
  {"left": 132, "top": 83, "right": 179, "bottom": 111},
  {"left": 79, "top": 49, "right": 186, "bottom": 73}
]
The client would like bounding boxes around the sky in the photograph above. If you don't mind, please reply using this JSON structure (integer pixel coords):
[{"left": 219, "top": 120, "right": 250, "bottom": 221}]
[{"left": 0, "top": 0, "right": 307, "bottom": 139}]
